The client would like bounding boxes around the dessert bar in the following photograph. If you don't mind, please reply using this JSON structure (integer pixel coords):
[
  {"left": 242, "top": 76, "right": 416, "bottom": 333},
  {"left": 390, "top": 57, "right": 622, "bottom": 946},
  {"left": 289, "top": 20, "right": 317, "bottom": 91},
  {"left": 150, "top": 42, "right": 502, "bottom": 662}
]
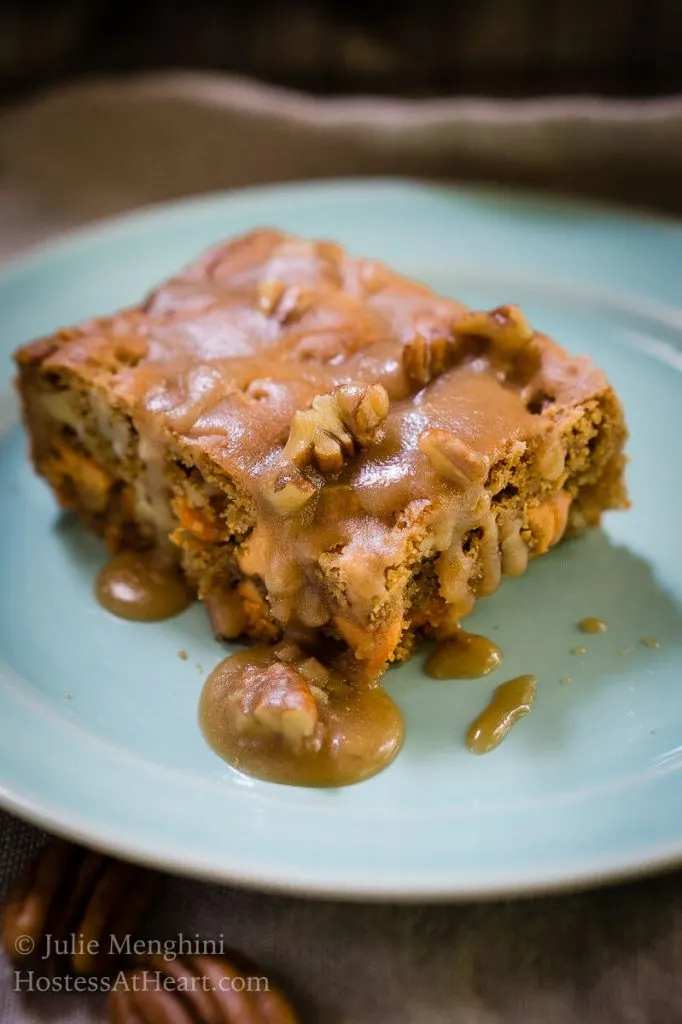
[{"left": 16, "top": 229, "right": 628, "bottom": 682}]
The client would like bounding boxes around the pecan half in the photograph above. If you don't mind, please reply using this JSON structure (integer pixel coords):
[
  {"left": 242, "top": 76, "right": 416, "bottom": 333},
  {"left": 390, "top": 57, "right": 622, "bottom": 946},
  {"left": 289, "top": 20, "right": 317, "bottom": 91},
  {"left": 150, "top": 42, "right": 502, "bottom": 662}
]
[
  {"left": 418, "top": 428, "right": 489, "bottom": 487},
  {"left": 267, "top": 468, "right": 318, "bottom": 514},
  {"left": 403, "top": 305, "right": 535, "bottom": 386},
  {"left": 256, "top": 277, "right": 286, "bottom": 315},
  {"left": 453, "top": 304, "right": 533, "bottom": 353},
  {"left": 403, "top": 331, "right": 451, "bottom": 386},
  {"left": 526, "top": 491, "right": 572, "bottom": 555},
  {"left": 256, "top": 277, "right": 313, "bottom": 324},
  {"left": 232, "top": 661, "right": 322, "bottom": 753},
  {"left": 334, "top": 381, "right": 390, "bottom": 446},
  {"left": 283, "top": 383, "right": 389, "bottom": 473}
]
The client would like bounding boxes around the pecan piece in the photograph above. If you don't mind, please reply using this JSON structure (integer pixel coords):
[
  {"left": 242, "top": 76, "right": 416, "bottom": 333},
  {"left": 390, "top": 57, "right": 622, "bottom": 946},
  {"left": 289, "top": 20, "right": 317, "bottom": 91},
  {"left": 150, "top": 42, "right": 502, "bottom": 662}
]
[
  {"left": 403, "top": 331, "right": 451, "bottom": 386},
  {"left": 334, "top": 381, "right": 390, "bottom": 446},
  {"left": 256, "top": 277, "right": 286, "bottom": 315},
  {"left": 418, "top": 428, "right": 489, "bottom": 487},
  {"left": 283, "top": 383, "right": 389, "bottom": 473},
  {"left": 526, "top": 491, "right": 572, "bottom": 554},
  {"left": 404, "top": 305, "right": 535, "bottom": 386},
  {"left": 233, "top": 661, "right": 322, "bottom": 752},
  {"left": 256, "top": 277, "right": 313, "bottom": 324},
  {"left": 267, "top": 467, "right": 318, "bottom": 514},
  {"left": 453, "top": 304, "right": 534, "bottom": 353}
]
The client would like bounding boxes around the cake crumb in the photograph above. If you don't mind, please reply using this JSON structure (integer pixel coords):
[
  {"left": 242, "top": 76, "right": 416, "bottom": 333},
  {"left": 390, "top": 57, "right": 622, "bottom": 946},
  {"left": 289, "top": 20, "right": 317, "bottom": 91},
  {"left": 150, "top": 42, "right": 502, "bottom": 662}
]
[
  {"left": 196, "top": 662, "right": 204, "bottom": 673},
  {"left": 560, "top": 676, "right": 572, "bottom": 685},
  {"left": 65, "top": 692, "right": 74, "bottom": 700},
  {"left": 571, "top": 646, "right": 587, "bottom": 656},
  {"left": 178, "top": 649, "right": 188, "bottom": 661},
  {"left": 641, "top": 636, "right": 660, "bottom": 649}
]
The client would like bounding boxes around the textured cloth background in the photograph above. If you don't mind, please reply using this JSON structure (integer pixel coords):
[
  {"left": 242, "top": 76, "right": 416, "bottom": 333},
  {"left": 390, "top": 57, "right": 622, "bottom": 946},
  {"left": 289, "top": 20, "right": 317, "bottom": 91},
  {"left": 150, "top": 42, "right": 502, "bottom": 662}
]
[
  {"left": 2, "top": 73, "right": 682, "bottom": 1023},
  {"left": 4, "top": 810, "right": 682, "bottom": 1023},
  {"left": 2, "top": 74, "right": 682, "bottom": 219}
]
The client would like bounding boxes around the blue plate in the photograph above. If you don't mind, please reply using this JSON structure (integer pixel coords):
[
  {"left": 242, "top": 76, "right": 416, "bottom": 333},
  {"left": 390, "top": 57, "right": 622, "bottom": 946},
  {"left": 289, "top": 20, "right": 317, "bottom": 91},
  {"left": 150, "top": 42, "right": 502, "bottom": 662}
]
[{"left": 2, "top": 179, "right": 682, "bottom": 899}]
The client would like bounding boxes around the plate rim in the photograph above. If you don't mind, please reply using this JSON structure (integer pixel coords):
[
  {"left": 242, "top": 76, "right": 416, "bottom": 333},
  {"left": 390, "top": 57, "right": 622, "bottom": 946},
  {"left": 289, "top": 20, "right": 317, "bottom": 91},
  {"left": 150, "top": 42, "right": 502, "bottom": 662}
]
[{"left": 5, "top": 782, "right": 682, "bottom": 903}]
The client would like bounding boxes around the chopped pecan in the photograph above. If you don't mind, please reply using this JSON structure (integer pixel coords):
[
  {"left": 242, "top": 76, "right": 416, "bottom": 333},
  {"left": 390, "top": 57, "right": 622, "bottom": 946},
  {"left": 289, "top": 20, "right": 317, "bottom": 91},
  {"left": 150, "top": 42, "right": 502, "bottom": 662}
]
[
  {"left": 418, "top": 428, "right": 489, "bottom": 487},
  {"left": 453, "top": 304, "right": 533, "bottom": 353},
  {"left": 283, "top": 383, "right": 389, "bottom": 473},
  {"left": 526, "top": 491, "right": 572, "bottom": 554},
  {"left": 234, "top": 661, "right": 322, "bottom": 752},
  {"left": 273, "top": 641, "right": 303, "bottom": 664},
  {"left": 537, "top": 438, "right": 566, "bottom": 481},
  {"left": 334, "top": 381, "right": 390, "bottom": 446},
  {"left": 267, "top": 467, "right": 318, "bottom": 514},
  {"left": 256, "top": 278, "right": 313, "bottom": 324},
  {"left": 403, "top": 331, "right": 451, "bottom": 386},
  {"left": 403, "top": 305, "right": 534, "bottom": 385},
  {"left": 278, "top": 285, "right": 314, "bottom": 323},
  {"left": 256, "top": 277, "right": 286, "bottom": 315},
  {"left": 297, "top": 656, "right": 330, "bottom": 687},
  {"left": 284, "top": 394, "right": 351, "bottom": 473}
]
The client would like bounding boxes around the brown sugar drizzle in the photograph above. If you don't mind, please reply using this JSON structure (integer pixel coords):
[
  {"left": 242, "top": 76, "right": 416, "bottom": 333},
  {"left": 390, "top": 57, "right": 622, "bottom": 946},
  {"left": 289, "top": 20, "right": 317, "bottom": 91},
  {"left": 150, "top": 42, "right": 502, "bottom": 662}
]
[
  {"left": 426, "top": 631, "right": 503, "bottom": 679},
  {"left": 96, "top": 551, "right": 193, "bottom": 622},
  {"left": 199, "top": 647, "right": 403, "bottom": 787},
  {"left": 466, "top": 675, "right": 537, "bottom": 754}
]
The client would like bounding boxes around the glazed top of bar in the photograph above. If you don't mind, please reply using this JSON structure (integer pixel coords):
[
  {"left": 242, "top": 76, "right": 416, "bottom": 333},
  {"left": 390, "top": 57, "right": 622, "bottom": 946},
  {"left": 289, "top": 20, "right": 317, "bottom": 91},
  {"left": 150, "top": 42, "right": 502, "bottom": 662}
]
[
  {"left": 31, "top": 228, "right": 605, "bottom": 473},
  {"left": 26, "top": 229, "right": 613, "bottom": 651}
]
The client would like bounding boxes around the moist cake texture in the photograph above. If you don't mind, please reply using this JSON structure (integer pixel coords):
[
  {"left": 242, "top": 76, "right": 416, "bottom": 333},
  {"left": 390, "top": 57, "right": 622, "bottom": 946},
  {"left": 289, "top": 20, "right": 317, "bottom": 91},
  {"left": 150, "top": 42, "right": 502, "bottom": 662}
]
[{"left": 15, "top": 229, "right": 629, "bottom": 687}]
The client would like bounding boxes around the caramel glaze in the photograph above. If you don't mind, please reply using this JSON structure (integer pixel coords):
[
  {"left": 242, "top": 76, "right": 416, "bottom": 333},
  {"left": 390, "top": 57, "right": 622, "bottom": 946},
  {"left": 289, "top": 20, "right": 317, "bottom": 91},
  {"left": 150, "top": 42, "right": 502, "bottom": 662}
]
[
  {"left": 200, "top": 647, "right": 403, "bottom": 787},
  {"left": 96, "top": 550, "right": 193, "bottom": 621},
  {"left": 578, "top": 617, "right": 607, "bottom": 634},
  {"left": 466, "top": 675, "right": 537, "bottom": 754},
  {"left": 426, "top": 631, "right": 503, "bottom": 679}
]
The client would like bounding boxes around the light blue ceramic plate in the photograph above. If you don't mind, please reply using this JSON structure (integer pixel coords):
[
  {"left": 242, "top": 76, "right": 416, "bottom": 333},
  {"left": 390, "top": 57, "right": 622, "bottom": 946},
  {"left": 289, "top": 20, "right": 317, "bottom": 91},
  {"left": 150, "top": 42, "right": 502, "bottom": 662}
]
[{"left": 1, "top": 179, "right": 682, "bottom": 900}]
